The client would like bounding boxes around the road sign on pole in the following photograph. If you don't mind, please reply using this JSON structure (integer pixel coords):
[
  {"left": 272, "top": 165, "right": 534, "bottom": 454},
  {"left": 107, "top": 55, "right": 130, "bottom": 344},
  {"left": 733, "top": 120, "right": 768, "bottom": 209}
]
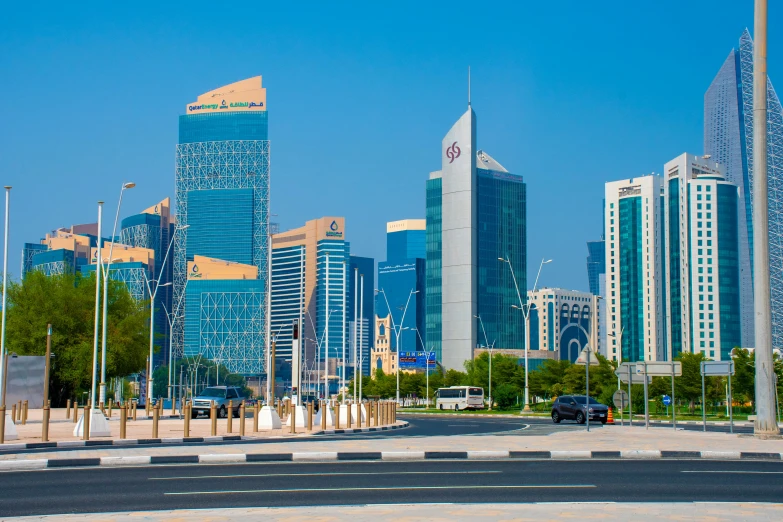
[
  {"left": 637, "top": 362, "right": 682, "bottom": 377},
  {"left": 613, "top": 389, "right": 628, "bottom": 409},
  {"left": 662, "top": 395, "right": 671, "bottom": 406},
  {"left": 615, "top": 369, "right": 649, "bottom": 385},
  {"left": 701, "top": 361, "right": 735, "bottom": 433}
]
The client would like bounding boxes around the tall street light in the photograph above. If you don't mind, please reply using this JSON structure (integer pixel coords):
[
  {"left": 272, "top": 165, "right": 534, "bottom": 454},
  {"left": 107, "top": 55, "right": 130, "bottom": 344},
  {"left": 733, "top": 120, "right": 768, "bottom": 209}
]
[
  {"left": 99, "top": 182, "right": 135, "bottom": 406},
  {"left": 0, "top": 187, "right": 12, "bottom": 442},
  {"left": 608, "top": 326, "right": 624, "bottom": 390},
  {"left": 413, "top": 327, "right": 435, "bottom": 410},
  {"left": 376, "top": 288, "right": 418, "bottom": 404},
  {"left": 474, "top": 315, "right": 495, "bottom": 410},
  {"left": 89, "top": 201, "right": 103, "bottom": 412},
  {"left": 502, "top": 256, "right": 551, "bottom": 412},
  {"left": 752, "top": 0, "right": 779, "bottom": 437},
  {"left": 141, "top": 223, "right": 186, "bottom": 410}
]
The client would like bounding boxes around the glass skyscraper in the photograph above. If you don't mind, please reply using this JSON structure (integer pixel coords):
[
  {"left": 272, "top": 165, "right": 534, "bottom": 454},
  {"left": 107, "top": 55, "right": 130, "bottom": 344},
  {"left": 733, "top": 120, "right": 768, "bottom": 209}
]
[
  {"left": 425, "top": 104, "right": 527, "bottom": 369},
  {"left": 664, "top": 153, "right": 741, "bottom": 362},
  {"left": 705, "top": 29, "right": 783, "bottom": 349},
  {"left": 586, "top": 240, "right": 605, "bottom": 296},
  {"left": 174, "top": 77, "right": 270, "bottom": 376},
  {"left": 378, "top": 220, "right": 427, "bottom": 355}
]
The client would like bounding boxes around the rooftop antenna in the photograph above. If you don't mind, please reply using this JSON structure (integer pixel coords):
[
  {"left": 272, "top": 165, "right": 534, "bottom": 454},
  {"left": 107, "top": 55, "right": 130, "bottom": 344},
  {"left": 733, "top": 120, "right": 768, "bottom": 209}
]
[{"left": 468, "top": 66, "right": 471, "bottom": 107}]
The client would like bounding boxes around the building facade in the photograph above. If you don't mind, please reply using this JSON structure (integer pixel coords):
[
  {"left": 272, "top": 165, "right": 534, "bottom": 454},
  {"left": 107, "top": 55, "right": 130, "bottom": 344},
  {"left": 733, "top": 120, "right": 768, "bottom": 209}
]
[
  {"left": 527, "top": 288, "right": 600, "bottom": 363},
  {"left": 664, "top": 153, "right": 741, "bottom": 361},
  {"left": 377, "top": 219, "right": 426, "bottom": 356},
  {"left": 425, "top": 105, "right": 527, "bottom": 370},
  {"left": 271, "top": 217, "right": 350, "bottom": 389},
  {"left": 173, "top": 76, "right": 270, "bottom": 376},
  {"left": 120, "top": 198, "right": 175, "bottom": 369},
  {"left": 705, "top": 29, "right": 783, "bottom": 349},
  {"left": 604, "top": 175, "right": 666, "bottom": 362},
  {"left": 349, "top": 255, "right": 374, "bottom": 376}
]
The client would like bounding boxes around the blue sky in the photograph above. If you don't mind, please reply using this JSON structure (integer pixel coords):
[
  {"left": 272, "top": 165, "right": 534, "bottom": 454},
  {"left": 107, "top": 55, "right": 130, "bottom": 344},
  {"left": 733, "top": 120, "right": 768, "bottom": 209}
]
[{"left": 0, "top": 1, "right": 780, "bottom": 290}]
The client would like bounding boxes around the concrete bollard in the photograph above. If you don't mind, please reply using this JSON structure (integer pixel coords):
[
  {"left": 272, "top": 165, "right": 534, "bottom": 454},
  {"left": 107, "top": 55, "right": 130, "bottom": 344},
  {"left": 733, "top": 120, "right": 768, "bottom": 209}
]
[
  {"left": 239, "top": 402, "right": 246, "bottom": 436},
  {"left": 227, "top": 400, "right": 234, "bottom": 433},
  {"left": 22, "top": 400, "right": 28, "bottom": 424},
  {"left": 210, "top": 401, "right": 217, "bottom": 436},
  {"left": 11, "top": 404, "right": 16, "bottom": 424},
  {"left": 66, "top": 399, "right": 71, "bottom": 420},
  {"left": 107, "top": 401, "right": 112, "bottom": 418},
  {"left": 132, "top": 402, "right": 137, "bottom": 421},
  {"left": 72, "top": 402, "right": 78, "bottom": 424},
  {"left": 152, "top": 404, "right": 159, "bottom": 438},
  {"left": 365, "top": 402, "right": 370, "bottom": 428},
  {"left": 277, "top": 399, "right": 283, "bottom": 419},
  {"left": 253, "top": 402, "right": 259, "bottom": 432},
  {"left": 335, "top": 401, "right": 341, "bottom": 430},
  {"left": 120, "top": 403, "right": 127, "bottom": 439},
  {"left": 171, "top": 397, "right": 176, "bottom": 416},
  {"left": 184, "top": 403, "right": 190, "bottom": 438},
  {"left": 307, "top": 401, "right": 313, "bottom": 431},
  {"left": 393, "top": 402, "right": 396, "bottom": 423},
  {"left": 83, "top": 405, "right": 91, "bottom": 441},
  {"left": 321, "top": 400, "right": 327, "bottom": 430},
  {"left": 42, "top": 403, "right": 50, "bottom": 442}
]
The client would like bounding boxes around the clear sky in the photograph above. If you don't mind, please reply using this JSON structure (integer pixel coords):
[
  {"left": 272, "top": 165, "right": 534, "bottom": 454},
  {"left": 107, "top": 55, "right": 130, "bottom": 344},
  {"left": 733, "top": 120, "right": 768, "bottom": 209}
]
[{"left": 0, "top": 1, "right": 780, "bottom": 290}]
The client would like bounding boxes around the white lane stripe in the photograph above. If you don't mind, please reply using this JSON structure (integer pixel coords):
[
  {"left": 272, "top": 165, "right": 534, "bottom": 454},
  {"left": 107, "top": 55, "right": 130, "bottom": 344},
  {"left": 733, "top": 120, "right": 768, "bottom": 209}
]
[
  {"left": 164, "top": 484, "right": 596, "bottom": 496},
  {"left": 150, "top": 470, "right": 501, "bottom": 481},
  {"left": 681, "top": 470, "right": 783, "bottom": 474}
]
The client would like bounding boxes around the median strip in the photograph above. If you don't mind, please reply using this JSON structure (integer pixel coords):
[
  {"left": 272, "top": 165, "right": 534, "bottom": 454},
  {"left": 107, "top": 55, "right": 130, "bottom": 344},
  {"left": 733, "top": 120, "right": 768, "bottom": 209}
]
[{"left": 1, "top": 449, "right": 781, "bottom": 472}]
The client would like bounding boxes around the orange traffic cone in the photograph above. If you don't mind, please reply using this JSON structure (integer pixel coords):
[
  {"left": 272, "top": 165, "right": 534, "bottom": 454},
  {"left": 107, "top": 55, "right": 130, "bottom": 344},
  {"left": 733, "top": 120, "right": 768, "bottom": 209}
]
[{"left": 606, "top": 407, "right": 615, "bottom": 425}]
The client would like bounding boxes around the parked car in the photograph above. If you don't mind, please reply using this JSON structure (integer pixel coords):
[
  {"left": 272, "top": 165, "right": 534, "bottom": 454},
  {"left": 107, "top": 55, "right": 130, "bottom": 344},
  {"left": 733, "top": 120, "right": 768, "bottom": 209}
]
[
  {"left": 551, "top": 395, "right": 609, "bottom": 424},
  {"left": 191, "top": 386, "right": 244, "bottom": 418}
]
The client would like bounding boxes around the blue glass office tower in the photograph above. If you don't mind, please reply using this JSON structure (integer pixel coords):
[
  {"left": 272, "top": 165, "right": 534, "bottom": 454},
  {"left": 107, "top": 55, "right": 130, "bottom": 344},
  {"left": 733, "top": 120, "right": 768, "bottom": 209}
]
[
  {"left": 425, "top": 104, "right": 527, "bottom": 370},
  {"left": 174, "top": 77, "right": 270, "bottom": 376},
  {"left": 378, "top": 220, "right": 427, "bottom": 356},
  {"left": 349, "top": 255, "right": 374, "bottom": 376},
  {"left": 586, "top": 240, "right": 605, "bottom": 296},
  {"left": 705, "top": 29, "right": 783, "bottom": 349},
  {"left": 120, "top": 198, "right": 175, "bottom": 369}
]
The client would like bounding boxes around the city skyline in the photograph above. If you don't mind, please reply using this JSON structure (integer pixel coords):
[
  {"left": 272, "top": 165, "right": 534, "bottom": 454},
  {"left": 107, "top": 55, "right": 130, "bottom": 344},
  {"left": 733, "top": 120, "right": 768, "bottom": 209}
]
[{"left": 2, "top": 2, "right": 779, "bottom": 292}]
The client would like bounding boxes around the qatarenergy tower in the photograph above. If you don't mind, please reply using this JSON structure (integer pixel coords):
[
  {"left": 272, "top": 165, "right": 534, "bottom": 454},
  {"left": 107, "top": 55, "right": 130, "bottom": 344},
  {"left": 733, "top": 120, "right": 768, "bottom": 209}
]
[
  {"left": 173, "top": 77, "right": 270, "bottom": 376},
  {"left": 705, "top": 29, "right": 783, "bottom": 350}
]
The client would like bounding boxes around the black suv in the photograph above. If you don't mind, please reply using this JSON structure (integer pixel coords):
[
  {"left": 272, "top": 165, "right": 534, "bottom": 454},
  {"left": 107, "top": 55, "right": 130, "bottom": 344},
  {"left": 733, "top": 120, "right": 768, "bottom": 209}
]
[{"left": 551, "top": 395, "right": 609, "bottom": 424}]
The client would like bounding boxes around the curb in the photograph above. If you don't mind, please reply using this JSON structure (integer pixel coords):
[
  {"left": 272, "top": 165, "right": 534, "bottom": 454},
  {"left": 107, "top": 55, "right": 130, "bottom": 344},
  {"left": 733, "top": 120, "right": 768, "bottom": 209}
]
[
  {"left": 400, "top": 411, "right": 756, "bottom": 427},
  {"left": 1, "top": 448, "right": 780, "bottom": 472},
  {"left": 0, "top": 422, "right": 409, "bottom": 454}
]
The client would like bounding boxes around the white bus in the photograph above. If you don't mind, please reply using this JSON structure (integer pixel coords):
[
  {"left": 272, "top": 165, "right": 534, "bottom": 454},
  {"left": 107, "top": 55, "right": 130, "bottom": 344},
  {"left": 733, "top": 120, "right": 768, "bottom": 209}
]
[{"left": 435, "top": 386, "right": 485, "bottom": 410}]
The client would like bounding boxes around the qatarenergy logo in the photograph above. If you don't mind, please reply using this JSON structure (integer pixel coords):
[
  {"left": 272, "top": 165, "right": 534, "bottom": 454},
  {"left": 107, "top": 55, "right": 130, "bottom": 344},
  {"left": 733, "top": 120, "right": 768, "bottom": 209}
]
[{"left": 326, "top": 220, "right": 343, "bottom": 238}]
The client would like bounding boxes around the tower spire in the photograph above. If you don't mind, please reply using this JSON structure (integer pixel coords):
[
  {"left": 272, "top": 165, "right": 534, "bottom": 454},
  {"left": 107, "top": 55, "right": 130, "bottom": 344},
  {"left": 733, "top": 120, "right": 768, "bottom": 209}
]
[{"left": 468, "top": 66, "right": 471, "bottom": 107}]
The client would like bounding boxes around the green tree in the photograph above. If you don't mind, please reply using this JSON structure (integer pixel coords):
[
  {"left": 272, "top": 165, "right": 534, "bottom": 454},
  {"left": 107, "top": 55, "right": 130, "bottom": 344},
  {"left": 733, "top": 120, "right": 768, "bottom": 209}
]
[
  {"left": 675, "top": 352, "right": 708, "bottom": 413},
  {"left": 528, "top": 359, "right": 570, "bottom": 400},
  {"left": 5, "top": 271, "right": 148, "bottom": 406},
  {"left": 731, "top": 348, "right": 755, "bottom": 405},
  {"left": 492, "top": 383, "right": 520, "bottom": 409}
]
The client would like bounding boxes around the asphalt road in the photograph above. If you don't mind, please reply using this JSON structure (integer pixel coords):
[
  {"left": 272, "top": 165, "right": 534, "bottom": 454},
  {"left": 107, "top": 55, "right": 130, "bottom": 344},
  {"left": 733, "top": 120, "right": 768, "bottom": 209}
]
[{"left": 1, "top": 459, "right": 782, "bottom": 516}]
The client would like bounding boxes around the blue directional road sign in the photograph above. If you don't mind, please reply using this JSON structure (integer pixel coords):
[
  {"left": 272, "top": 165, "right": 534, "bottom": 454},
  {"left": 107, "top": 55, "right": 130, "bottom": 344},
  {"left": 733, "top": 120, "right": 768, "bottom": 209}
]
[{"left": 662, "top": 395, "right": 672, "bottom": 406}]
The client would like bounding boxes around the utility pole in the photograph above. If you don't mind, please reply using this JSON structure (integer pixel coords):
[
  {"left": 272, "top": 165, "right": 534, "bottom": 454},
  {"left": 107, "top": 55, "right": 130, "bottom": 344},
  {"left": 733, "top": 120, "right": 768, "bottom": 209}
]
[{"left": 752, "top": 0, "right": 780, "bottom": 437}]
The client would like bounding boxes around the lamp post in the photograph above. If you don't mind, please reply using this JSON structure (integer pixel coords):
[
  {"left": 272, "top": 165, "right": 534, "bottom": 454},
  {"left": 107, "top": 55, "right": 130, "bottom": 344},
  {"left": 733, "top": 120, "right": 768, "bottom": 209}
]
[
  {"left": 98, "top": 182, "right": 135, "bottom": 406},
  {"left": 413, "top": 327, "right": 434, "bottom": 409},
  {"left": 0, "top": 187, "right": 11, "bottom": 438},
  {"left": 89, "top": 201, "right": 103, "bottom": 411},
  {"left": 142, "top": 223, "right": 186, "bottom": 410},
  {"left": 160, "top": 286, "right": 187, "bottom": 401},
  {"left": 474, "top": 315, "right": 495, "bottom": 410},
  {"left": 609, "top": 326, "right": 624, "bottom": 391},
  {"left": 376, "top": 288, "right": 418, "bottom": 404},
  {"left": 502, "top": 256, "right": 551, "bottom": 412}
]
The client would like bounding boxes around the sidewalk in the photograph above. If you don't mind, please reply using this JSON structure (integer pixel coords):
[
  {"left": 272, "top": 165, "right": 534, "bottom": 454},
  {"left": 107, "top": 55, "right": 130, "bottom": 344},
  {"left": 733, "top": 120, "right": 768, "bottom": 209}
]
[
  {"left": 2, "top": 407, "right": 387, "bottom": 445},
  {"left": 8, "top": 502, "right": 783, "bottom": 521}
]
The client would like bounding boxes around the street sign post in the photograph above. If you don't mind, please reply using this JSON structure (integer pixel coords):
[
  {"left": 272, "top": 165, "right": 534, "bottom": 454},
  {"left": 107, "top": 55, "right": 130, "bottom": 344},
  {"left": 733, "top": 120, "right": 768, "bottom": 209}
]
[
  {"left": 662, "top": 395, "right": 671, "bottom": 406},
  {"left": 701, "top": 361, "right": 735, "bottom": 433},
  {"left": 617, "top": 363, "right": 636, "bottom": 426},
  {"left": 635, "top": 361, "right": 681, "bottom": 429},
  {"left": 613, "top": 389, "right": 628, "bottom": 426}
]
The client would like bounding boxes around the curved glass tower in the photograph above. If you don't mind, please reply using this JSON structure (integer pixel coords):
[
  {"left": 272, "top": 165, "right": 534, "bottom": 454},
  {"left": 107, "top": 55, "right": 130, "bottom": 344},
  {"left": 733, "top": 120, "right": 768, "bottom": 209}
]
[
  {"left": 705, "top": 30, "right": 783, "bottom": 349},
  {"left": 174, "top": 77, "right": 270, "bottom": 375}
]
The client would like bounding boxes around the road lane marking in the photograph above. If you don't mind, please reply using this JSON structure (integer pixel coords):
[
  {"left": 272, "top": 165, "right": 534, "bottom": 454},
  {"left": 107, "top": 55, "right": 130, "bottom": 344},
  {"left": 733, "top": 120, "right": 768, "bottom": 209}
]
[
  {"left": 681, "top": 471, "right": 783, "bottom": 474},
  {"left": 150, "top": 470, "right": 502, "bottom": 481},
  {"left": 164, "top": 484, "right": 596, "bottom": 496}
]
